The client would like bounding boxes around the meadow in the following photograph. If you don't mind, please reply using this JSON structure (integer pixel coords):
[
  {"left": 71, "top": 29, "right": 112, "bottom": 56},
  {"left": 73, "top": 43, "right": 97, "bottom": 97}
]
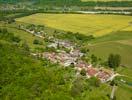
[
  {"left": 0, "top": 23, "right": 44, "bottom": 50},
  {"left": 81, "top": 0, "right": 132, "bottom": 1},
  {"left": 16, "top": 13, "right": 132, "bottom": 37}
]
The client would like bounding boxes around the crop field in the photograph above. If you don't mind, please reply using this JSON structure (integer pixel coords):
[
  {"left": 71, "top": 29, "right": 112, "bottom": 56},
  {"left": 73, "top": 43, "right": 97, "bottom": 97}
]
[{"left": 16, "top": 13, "right": 132, "bottom": 37}]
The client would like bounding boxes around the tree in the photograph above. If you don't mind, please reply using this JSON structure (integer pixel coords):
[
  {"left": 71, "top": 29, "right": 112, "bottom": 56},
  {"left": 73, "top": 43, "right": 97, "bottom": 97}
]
[
  {"left": 91, "top": 54, "right": 98, "bottom": 65},
  {"left": 21, "top": 41, "right": 30, "bottom": 53},
  {"left": 33, "top": 39, "right": 40, "bottom": 44},
  {"left": 70, "top": 63, "right": 75, "bottom": 68},
  {"left": 7, "top": 18, "right": 15, "bottom": 24},
  {"left": 12, "top": 36, "right": 21, "bottom": 43},
  {"left": 80, "top": 47, "right": 89, "bottom": 53},
  {"left": 2, "top": 28, "right": 8, "bottom": 33},
  {"left": 108, "top": 54, "right": 121, "bottom": 69},
  {"left": 71, "top": 77, "right": 84, "bottom": 97},
  {"left": 80, "top": 69, "right": 86, "bottom": 76},
  {"left": 108, "top": 54, "right": 115, "bottom": 68},
  {"left": 89, "top": 77, "right": 100, "bottom": 87},
  {"left": 114, "top": 54, "right": 121, "bottom": 67}
]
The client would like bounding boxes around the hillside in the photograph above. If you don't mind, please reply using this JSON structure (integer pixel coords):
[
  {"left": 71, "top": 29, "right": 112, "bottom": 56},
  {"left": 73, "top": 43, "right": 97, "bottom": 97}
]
[
  {"left": 0, "top": 21, "right": 132, "bottom": 100},
  {"left": 0, "top": 1, "right": 132, "bottom": 100},
  {"left": 1, "top": 0, "right": 132, "bottom": 7},
  {"left": 36, "top": 0, "right": 132, "bottom": 7},
  {"left": 16, "top": 13, "right": 132, "bottom": 68},
  {"left": 0, "top": 29, "right": 74, "bottom": 100},
  {"left": 0, "top": 28, "right": 112, "bottom": 100}
]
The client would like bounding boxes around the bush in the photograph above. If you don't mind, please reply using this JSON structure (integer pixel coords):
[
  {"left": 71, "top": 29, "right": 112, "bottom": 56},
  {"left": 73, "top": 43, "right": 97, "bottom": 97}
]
[
  {"left": 80, "top": 69, "right": 86, "bottom": 76},
  {"left": 33, "top": 39, "right": 40, "bottom": 44},
  {"left": 12, "top": 36, "right": 21, "bottom": 43},
  {"left": 108, "top": 54, "right": 121, "bottom": 69},
  {"left": 89, "top": 77, "right": 100, "bottom": 87}
]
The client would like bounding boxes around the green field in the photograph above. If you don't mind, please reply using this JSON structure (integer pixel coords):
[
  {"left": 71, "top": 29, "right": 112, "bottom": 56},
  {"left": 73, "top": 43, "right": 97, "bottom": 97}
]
[
  {"left": 81, "top": 0, "right": 132, "bottom": 1},
  {"left": 0, "top": 23, "right": 44, "bottom": 50},
  {"left": 16, "top": 13, "right": 132, "bottom": 37},
  {"left": 89, "top": 41, "right": 132, "bottom": 67},
  {"left": 87, "top": 30, "right": 132, "bottom": 67}
]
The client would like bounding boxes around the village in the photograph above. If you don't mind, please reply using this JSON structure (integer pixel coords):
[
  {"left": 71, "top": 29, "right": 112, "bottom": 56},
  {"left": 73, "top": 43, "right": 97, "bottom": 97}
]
[{"left": 21, "top": 23, "right": 118, "bottom": 83}]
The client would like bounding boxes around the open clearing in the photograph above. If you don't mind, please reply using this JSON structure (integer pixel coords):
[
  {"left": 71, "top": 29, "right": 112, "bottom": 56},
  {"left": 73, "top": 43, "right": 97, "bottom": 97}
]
[{"left": 16, "top": 13, "right": 132, "bottom": 37}]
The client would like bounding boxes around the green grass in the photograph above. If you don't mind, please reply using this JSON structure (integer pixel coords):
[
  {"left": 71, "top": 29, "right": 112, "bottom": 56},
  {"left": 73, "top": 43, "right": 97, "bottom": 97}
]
[
  {"left": 16, "top": 13, "right": 132, "bottom": 37},
  {"left": 90, "top": 31, "right": 132, "bottom": 44},
  {"left": 115, "top": 85, "right": 132, "bottom": 100},
  {"left": 89, "top": 41, "right": 132, "bottom": 67},
  {"left": 81, "top": 0, "right": 132, "bottom": 1},
  {"left": 86, "top": 30, "right": 132, "bottom": 68},
  {"left": 114, "top": 75, "right": 132, "bottom": 100},
  {"left": 83, "top": 83, "right": 111, "bottom": 100},
  {"left": 0, "top": 23, "right": 44, "bottom": 50}
]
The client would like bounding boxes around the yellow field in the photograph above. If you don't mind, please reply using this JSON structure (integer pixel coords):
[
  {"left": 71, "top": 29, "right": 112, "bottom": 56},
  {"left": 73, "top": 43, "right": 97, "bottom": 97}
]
[{"left": 16, "top": 13, "right": 132, "bottom": 36}]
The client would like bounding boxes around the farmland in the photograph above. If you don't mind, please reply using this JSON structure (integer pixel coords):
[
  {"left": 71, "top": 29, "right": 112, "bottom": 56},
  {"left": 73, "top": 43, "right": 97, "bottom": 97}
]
[
  {"left": 16, "top": 13, "right": 132, "bottom": 67},
  {"left": 82, "top": 0, "right": 132, "bottom": 1},
  {"left": 1, "top": 0, "right": 132, "bottom": 99},
  {"left": 16, "top": 13, "right": 132, "bottom": 37},
  {"left": 86, "top": 30, "right": 132, "bottom": 67}
]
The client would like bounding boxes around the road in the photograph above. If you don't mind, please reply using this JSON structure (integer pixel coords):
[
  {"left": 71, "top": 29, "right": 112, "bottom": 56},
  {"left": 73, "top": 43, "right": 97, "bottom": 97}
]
[{"left": 110, "top": 85, "right": 117, "bottom": 100}]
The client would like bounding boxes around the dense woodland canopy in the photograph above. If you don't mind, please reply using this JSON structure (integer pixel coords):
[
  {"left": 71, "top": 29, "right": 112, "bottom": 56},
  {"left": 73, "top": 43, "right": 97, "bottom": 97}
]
[
  {"left": 0, "top": 28, "right": 108, "bottom": 100},
  {"left": 0, "top": 0, "right": 132, "bottom": 7}
]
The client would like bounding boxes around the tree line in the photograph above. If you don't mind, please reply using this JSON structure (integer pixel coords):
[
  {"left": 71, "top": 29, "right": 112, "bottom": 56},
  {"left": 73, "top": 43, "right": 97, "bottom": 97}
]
[{"left": 1, "top": 0, "right": 132, "bottom": 7}]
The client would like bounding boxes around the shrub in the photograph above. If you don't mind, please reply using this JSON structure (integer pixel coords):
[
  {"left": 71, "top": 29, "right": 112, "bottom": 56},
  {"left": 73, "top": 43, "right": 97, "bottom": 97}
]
[
  {"left": 80, "top": 69, "right": 86, "bottom": 76},
  {"left": 33, "top": 39, "right": 40, "bottom": 44}
]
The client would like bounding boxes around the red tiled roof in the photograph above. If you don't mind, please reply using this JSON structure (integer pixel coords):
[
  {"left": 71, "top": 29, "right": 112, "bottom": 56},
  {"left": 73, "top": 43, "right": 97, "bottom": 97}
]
[
  {"left": 87, "top": 68, "right": 98, "bottom": 76},
  {"left": 97, "top": 71, "right": 110, "bottom": 80}
]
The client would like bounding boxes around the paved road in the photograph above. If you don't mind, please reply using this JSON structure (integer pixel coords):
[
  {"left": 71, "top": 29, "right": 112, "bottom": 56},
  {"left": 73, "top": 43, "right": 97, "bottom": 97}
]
[
  {"left": 76, "top": 11, "right": 132, "bottom": 15},
  {"left": 110, "top": 85, "right": 117, "bottom": 100}
]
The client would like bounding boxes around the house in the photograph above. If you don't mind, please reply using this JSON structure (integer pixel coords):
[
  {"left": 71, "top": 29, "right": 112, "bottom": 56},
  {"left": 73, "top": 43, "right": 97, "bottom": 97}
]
[
  {"left": 96, "top": 69, "right": 114, "bottom": 83},
  {"left": 53, "top": 39, "right": 74, "bottom": 49},
  {"left": 70, "top": 49, "right": 84, "bottom": 57},
  {"left": 97, "top": 71, "right": 111, "bottom": 83},
  {"left": 63, "top": 60, "right": 76, "bottom": 67},
  {"left": 75, "top": 60, "right": 90, "bottom": 71},
  {"left": 87, "top": 67, "right": 98, "bottom": 77},
  {"left": 48, "top": 43, "right": 58, "bottom": 48}
]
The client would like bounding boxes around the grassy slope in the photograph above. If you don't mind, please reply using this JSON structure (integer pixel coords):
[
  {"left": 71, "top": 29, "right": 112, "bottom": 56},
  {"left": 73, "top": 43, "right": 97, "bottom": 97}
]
[
  {"left": 16, "top": 13, "right": 132, "bottom": 37},
  {"left": 0, "top": 40, "right": 72, "bottom": 100},
  {"left": 1, "top": 13, "right": 132, "bottom": 99},
  {"left": 88, "top": 30, "right": 132, "bottom": 100},
  {"left": 88, "top": 31, "right": 132, "bottom": 67},
  {"left": 89, "top": 41, "right": 132, "bottom": 67},
  {"left": 0, "top": 23, "right": 44, "bottom": 50},
  {"left": 0, "top": 36, "right": 111, "bottom": 100},
  {"left": 82, "top": 0, "right": 132, "bottom": 1}
]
